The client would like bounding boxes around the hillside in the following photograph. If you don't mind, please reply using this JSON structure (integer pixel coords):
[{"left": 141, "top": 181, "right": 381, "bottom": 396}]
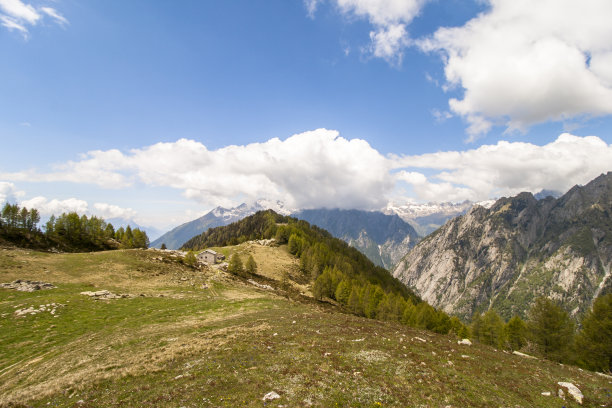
[
  {"left": 181, "top": 210, "right": 420, "bottom": 305},
  {"left": 1, "top": 246, "right": 610, "bottom": 407},
  {"left": 393, "top": 172, "right": 612, "bottom": 320},
  {"left": 293, "top": 208, "right": 419, "bottom": 269},
  {"left": 151, "top": 200, "right": 290, "bottom": 249}
]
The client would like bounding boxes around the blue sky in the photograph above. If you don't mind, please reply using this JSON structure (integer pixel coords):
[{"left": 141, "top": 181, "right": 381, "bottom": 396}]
[{"left": 1, "top": 0, "right": 612, "bottom": 231}]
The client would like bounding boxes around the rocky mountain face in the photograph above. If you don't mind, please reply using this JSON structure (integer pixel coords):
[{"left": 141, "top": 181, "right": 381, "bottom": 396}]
[
  {"left": 293, "top": 208, "right": 420, "bottom": 269},
  {"left": 393, "top": 172, "right": 612, "bottom": 321},
  {"left": 383, "top": 200, "right": 495, "bottom": 236},
  {"left": 151, "top": 200, "right": 290, "bottom": 249}
]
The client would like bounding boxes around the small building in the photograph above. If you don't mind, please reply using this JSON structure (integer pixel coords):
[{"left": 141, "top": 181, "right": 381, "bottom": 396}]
[{"left": 196, "top": 249, "right": 224, "bottom": 264}]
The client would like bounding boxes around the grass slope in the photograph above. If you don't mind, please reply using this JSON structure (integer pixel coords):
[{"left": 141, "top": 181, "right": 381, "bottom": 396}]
[{"left": 1, "top": 245, "right": 611, "bottom": 407}]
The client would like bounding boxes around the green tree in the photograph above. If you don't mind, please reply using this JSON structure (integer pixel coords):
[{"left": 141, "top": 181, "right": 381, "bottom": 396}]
[
  {"left": 527, "top": 297, "right": 575, "bottom": 362},
  {"left": 575, "top": 293, "right": 612, "bottom": 372},
  {"left": 335, "top": 279, "right": 352, "bottom": 305},
  {"left": 184, "top": 250, "right": 197, "bottom": 267},
  {"left": 245, "top": 255, "right": 257, "bottom": 274},
  {"left": 228, "top": 253, "right": 244, "bottom": 276},
  {"left": 478, "top": 310, "right": 505, "bottom": 348},
  {"left": 160, "top": 243, "right": 167, "bottom": 250},
  {"left": 505, "top": 316, "right": 527, "bottom": 351}
]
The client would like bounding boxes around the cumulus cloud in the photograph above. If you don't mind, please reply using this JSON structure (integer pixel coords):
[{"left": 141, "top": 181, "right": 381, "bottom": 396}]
[
  {"left": 419, "top": 0, "right": 612, "bottom": 139},
  {"left": 0, "top": 0, "right": 67, "bottom": 36},
  {"left": 1, "top": 129, "right": 394, "bottom": 210},
  {"left": 392, "top": 133, "right": 612, "bottom": 202},
  {"left": 310, "top": 0, "right": 428, "bottom": 65},
  {"left": 19, "top": 196, "right": 137, "bottom": 222},
  {"left": 20, "top": 196, "right": 89, "bottom": 216},
  {"left": 4, "top": 130, "right": 611, "bottom": 209},
  {"left": 0, "top": 181, "right": 24, "bottom": 204},
  {"left": 92, "top": 203, "right": 137, "bottom": 220}
]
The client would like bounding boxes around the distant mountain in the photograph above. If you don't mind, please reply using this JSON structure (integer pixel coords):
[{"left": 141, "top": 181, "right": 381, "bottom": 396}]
[
  {"left": 393, "top": 172, "right": 612, "bottom": 321},
  {"left": 292, "top": 209, "right": 419, "bottom": 269},
  {"left": 533, "top": 189, "right": 563, "bottom": 200},
  {"left": 150, "top": 200, "right": 291, "bottom": 249},
  {"left": 383, "top": 200, "right": 495, "bottom": 236}
]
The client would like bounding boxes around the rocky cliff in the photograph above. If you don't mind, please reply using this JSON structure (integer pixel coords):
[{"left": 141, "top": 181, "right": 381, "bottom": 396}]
[{"left": 393, "top": 172, "right": 612, "bottom": 320}]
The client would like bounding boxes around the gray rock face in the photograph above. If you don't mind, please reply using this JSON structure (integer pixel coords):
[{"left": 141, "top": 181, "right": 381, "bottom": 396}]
[{"left": 393, "top": 172, "right": 612, "bottom": 320}]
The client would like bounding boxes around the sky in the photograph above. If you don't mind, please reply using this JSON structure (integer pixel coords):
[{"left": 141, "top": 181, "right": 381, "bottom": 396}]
[{"left": 1, "top": 0, "right": 612, "bottom": 232}]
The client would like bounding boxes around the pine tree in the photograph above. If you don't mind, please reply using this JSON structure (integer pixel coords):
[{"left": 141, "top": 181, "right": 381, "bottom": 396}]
[
  {"left": 184, "top": 250, "right": 197, "bottom": 267},
  {"left": 527, "top": 297, "right": 575, "bottom": 362},
  {"left": 575, "top": 293, "right": 612, "bottom": 372},
  {"left": 245, "top": 255, "right": 257, "bottom": 274},
  {"left": 228, "top": 253, "right": 244, "bottom": 276},
  {"left": 160, "top": 243, "right": 167, "bottom": 250},
  {"left": 478, "top": 310, "right": 505, "bottom": 348},
  {"left": 505, "top": 315, "right": 527, "bottom": 351}
]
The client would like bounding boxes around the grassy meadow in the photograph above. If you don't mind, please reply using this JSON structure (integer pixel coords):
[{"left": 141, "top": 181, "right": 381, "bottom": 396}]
[{"left": 0, "top": 244, "right": 611, "bottom": 407}]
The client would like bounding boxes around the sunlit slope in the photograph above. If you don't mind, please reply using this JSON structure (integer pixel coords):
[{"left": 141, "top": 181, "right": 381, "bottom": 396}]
[{"left": 0, "top": 246, "right": 610, "bottom": 407}]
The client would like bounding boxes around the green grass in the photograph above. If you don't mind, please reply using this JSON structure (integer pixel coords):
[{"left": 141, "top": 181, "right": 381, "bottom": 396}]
[{"left": 1, "top": 246, "right": 611, "bottom": 407}]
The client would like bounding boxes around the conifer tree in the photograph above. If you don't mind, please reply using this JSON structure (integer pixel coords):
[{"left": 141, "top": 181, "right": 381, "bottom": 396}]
[
  {"left": 245, "top": 254, "right": 257, "bottom": 274},
  {"left": 184, "top": 250, "right": 197, "bottom": 267},
  {"left": 228, "top": 253, "right": 244, "bottom": 276},
  {"left": 527, "top": 297, "right": 575, "bottom": 362},
  {"left": 505, "top": 315, "right": 527, "bottom": 351},
  {"left": 575, "top": 293, "right": 612, "bottom": 372}
]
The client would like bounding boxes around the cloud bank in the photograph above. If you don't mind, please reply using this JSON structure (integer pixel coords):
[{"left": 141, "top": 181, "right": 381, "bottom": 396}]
[
  {"left": 3, "top": 130, "right": 611, "bottom": 208},
  {"left": 17, "top": 196, "right": 137, "bottom": 222},
  {"left": 0, "top": 0, "right": 67, "bottom": 36}
]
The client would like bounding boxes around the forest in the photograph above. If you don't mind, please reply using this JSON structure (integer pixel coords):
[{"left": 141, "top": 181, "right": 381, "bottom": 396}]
[{"left": 0, "top": 203, "right": 149, "bottom": 251}]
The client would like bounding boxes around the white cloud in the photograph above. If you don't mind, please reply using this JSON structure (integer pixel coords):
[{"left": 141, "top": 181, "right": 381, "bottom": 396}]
[
  {"left": 0, "top": 181, "right": 25, "bottom": 204},
  {"left": 40, "top": 6, "right": 67, "bottom": 26},
  {"left": 5, "top": 130, "right": 611, "bottom": 209},
  {"left": 92, "top": 203, "right": 137, "bottom": 220},
  {"left": 20, "top": 196, "right": 89, "bottom": 216},
  {"left": 2, "top": 129, "right": 394, "bottom": 210},
  {"left": 392, "top": 133, "right": 612, "bottom": 202},
  {"left": 18, "top": 195, "right": 138, "bottom": 223},
  {"left": 419, "top": 0, "right": 612, "bottom": 139},
  {"left": 0, "top": 0, "right": 67, "bottom": 36},
  {"left": 310, "top": 0, "right": 428, "bottom": 64}
]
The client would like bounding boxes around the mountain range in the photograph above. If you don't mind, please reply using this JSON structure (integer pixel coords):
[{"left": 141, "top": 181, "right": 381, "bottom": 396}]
[
  {"left": 150, "top": 199, "right": 290, "bottom": 249},
  {"left": 293, "top": 208, "right": 419, "bottom": 269},
  {"left": 393, "top": 172, "right": 612, "bottom": 320}
]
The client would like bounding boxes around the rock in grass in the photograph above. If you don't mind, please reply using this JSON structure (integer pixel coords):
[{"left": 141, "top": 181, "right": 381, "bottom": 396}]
[
  {"left": 263, "top": 391, "right": 280, "bottom": 401},
  {"left": 512, "top": 351, "right": 536, "bottom": 359},
  {"left": 557, "top": 382, "right": 583, "bottom": 405},
  {"left": 457, "top": 339, "right": 472, "bottom": 346}
]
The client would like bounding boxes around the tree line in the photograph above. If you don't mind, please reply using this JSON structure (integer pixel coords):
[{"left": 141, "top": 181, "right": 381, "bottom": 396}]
[
  {"left": 470, "top": 295, "right": 611, "bottom": 373},
  {"left": 1, "top": 203, "right": 148, "bottom": 251},
  {"left": 182, "top": 210, "right": 470, "bottom": 337}
]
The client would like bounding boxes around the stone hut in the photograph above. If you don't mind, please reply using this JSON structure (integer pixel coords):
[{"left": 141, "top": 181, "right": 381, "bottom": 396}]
[{"left": 196, "top": 249, "right": 224, "bottom": 264}]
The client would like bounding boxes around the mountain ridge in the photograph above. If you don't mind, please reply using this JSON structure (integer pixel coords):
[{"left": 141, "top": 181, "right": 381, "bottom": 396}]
[{"left": 393, "top": 172, "right": 612, "bottom": 320}]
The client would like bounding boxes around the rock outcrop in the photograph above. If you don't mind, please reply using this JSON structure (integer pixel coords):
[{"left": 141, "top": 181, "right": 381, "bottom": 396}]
[
  {"left": 0, "top": 280, "right": 55, "bottom": 292},
  {"left": 393, "top": 172, "right": 612, "bottom": 320}
]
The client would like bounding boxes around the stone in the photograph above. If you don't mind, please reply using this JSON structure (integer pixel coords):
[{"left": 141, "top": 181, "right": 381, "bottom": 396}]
[
  {"left": 512, "top": 351, "right": 536, "bottom": 359},
  {"left": 457, "top": 339, "right": 472, "bottom": 346},
  {"left": 262, "top": 391, "right": 280, "bottom": 401},
  {"left": 557, "top": 382, "right": 583, "bottom": 405},
  {"left": 0, "top": 280, "right": 56, "bottom": 292},
  {"left": 541, "top": 391, "right": 551, "bottom": 396}
]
